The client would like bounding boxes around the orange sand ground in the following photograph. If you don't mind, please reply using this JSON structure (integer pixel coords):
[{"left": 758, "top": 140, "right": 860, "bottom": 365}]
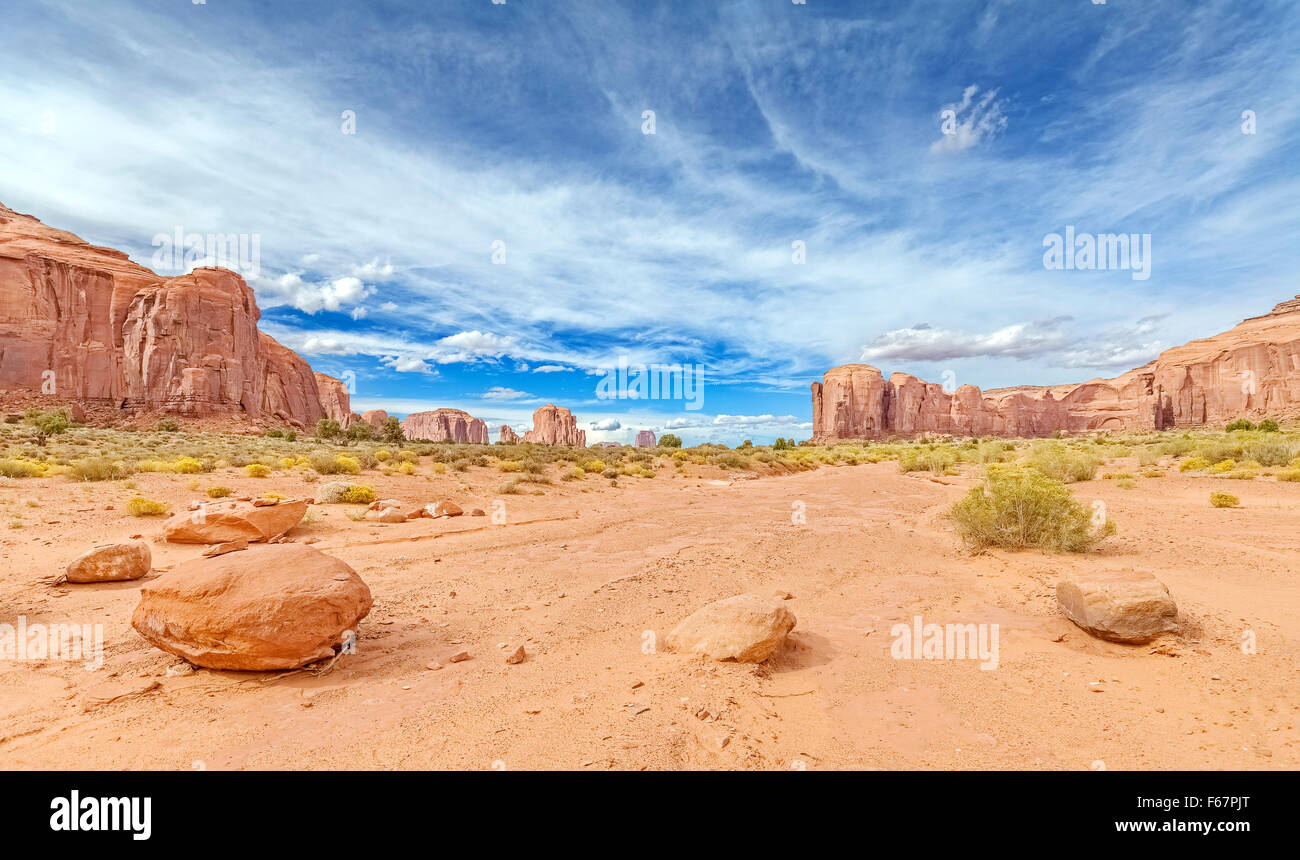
[{"left": 0, "top": 458, "right": 1296, "bottom": 770}]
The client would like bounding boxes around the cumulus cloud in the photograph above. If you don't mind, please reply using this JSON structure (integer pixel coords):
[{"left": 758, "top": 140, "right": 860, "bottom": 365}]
[
  {"left": 254, "top": 272, "right": 373, "bottom": 314},
  {"left": 350, "top": 258, "right": 396, "bottom": 281},
  {"left": 590, "top": 417, "right": 622, "bottom": 430},
  {"left": 381, "top": 355, "right": 434, "bottom": 374},
  {"left": 930, "top": 85, "right": 1007, "bottom": 154},
  {"left": 429, "top": 330, "right": 519, "bottom": 364}
]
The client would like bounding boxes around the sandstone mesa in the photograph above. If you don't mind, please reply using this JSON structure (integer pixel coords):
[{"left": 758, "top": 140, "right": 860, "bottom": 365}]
[
  {"left": 812, "top": 296, "right": 1300, "bottom": 442},
  {"left": 400, "top": 408, "right": 488, "bottom": 443},
  {"left": 0, "top": 203, "right": 349, "bottom": 428}
]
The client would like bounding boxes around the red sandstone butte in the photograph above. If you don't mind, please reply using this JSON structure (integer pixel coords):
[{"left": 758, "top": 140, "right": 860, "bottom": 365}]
[
  {"left": 523, "top": 404, "right": 586, "bottom": 446},
  {"left": 314, "top": 372, "right": 355, "bottom": 426},
  {"left": 0, "top": 203, "right": 346, "bottom": 427},
  {"left": 360, "top": 409, "right": 388, "bottom": 429},
  {"left": 812, "top": 296, "right": 1300, "bottom": 441},
  {"left": 400, "top": 408, "right": 489, "bottom": 443},
  {"left": 499, "top": 424, "right": 521, "bottom": 444},
  {"left": 635, "top": 430, "right": 656, "bottom": 447}
]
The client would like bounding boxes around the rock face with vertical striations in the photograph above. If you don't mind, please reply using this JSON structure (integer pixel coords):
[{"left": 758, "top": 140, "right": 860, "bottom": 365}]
[
  {"left": 812, "top": 296, "right": 1300, "bottom": 441},
  {"left": 400, "top": 408, "right": 489, "bottom": 443},
  {"left": 636, "top": 430, "right": 656, "bottom": 447},
  {"left": 360, "top": 409, "right": 388, "bottom": 430},
  {"left": 314, "top": 372, "right": 355, "bottom": 427},
  {"left": 499, "top": 424, "right": 521, "bottom": 444},
  {"left": 523, "top": 404, "right": 586, "bottom": 446},
  {"left": 0, "top": 202, "right": 347, "bottom": 427}
]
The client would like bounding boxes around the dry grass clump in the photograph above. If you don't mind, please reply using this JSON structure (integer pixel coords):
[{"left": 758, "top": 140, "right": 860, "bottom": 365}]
[
  {"left": 207, "top": 485, "right": 232, "bottom": 498},
  {"left": 1024, "top": 442, "right": 1101, "bottom": 483},
  {"left": 316, "top": 482, "right": 376, "bottom": 504},
  {"left": 126, "top": 496, "right": 169, "bottom": 517},
  {"left": 245, "top": 463, "right": 271, "bottom": 478},
  {"left": 0, "top": 458, "right": 47, "bottom": 478},
  {"left": 70, "top": 457, "right": 131, "bottom": 482},
  {"left": 949, "top": 465, "right": 1115, "bottom": 553},
  {"left": 1210, "top": 492, "right": 1239, "bottom": 508},
  {"left": 898, "top": 445, "right": 958, "bottom": 475}
]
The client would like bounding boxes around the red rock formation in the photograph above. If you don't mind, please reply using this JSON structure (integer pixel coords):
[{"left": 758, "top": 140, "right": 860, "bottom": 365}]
[
  {"left": 636, "top": 430, "right": 656, "bottom": 447},
  {"left": 523, "top": 404, "right": 586, "bottom": 446},
  {"left": 0, "top": 203, "right": 345, "bottom": 427},
  {"left": 499, "top": 424, "right": 521, "bottom": 444},
  {"left": 400, "top": 408, "right": 488, "bottom": 443},
  {"left": 813, "top": 296, "right": 1300, "bottom": 440},
  {"left": 360, "top": 409, "right": 388, "bottom": 429},
  {"left": 314, "top": 372, "right": 354, "bottom": 426}
]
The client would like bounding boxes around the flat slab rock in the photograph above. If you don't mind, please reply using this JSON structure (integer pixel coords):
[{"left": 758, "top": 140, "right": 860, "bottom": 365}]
[
  {"left": 65, "top": 541, "right": 151, "bottom": 582},
  {"left": 161, "top": 498, "right": 308, "bottom": 544},
  {"left": 131, "top": 543, "right": 372, "bottom": 671},
  {"left": 1056, "top": 569, "right": 1179, "bottom": 644},
  {"left": 666, "top": 593, "right": 796, "bottom": 663}
]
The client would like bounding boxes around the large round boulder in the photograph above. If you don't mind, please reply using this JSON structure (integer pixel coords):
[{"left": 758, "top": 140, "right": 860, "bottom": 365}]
[
  {"left": 131, "top": 543, "right": 372, "bottom": 670},
  {"left": 666, "top": 593, "right": 796, "bottom": 663}
]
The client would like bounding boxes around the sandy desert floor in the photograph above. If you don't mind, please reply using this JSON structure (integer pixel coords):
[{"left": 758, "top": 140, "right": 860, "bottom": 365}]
[{"left": 0, "top": 459, "right": 1297, "bottom": 770}]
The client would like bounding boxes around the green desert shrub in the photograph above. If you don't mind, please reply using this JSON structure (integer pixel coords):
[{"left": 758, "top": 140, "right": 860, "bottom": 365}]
[
  {"left": 1025, "top": 442, "right": 1101, "bottom": 483},
  {"left": 1225, "top": 419, "right": 1255, "bottom": 432},
  {"left": 1258, "top": 418, "right": 1280, "bottom": 432},
  {"left": 949, "top": 465, "right": 1115, "bottom": 553},
  {"left": 899, "top": 445, "right": 958, "bottom": 475}
]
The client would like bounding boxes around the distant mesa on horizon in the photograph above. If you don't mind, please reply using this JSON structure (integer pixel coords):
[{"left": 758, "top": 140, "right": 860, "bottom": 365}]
[
  {"left": 400, "top": 408, "right": 488, "bottom": 444},
  {"left": 813, "top": 295, "right": 1300, "bottom": 442},
  {"left": 635, "top": 429, "right": 656, "bottom": 447}
]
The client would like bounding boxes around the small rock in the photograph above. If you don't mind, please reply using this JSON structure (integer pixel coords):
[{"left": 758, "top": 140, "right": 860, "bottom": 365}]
[
  {"left": 431, "top": 501, "right": 463, "bottom": 518},
  {"left": 64, "top": 541, "right": 152, "bottom": 583},
  {"left": 377, "top": 508, "right": 406, "bottom": 524},
  {"left": 449, "top": 650, "right": 470, "bottom": 663},
  {"left": 506, "top": 645, "right": 526, "bottom": 664},
  {"left": 251, "top": 498, "right": 279, "bottom": 507},
  {"left": 470, "top": 509, "right": 486, "bottom": 517},
  {"left": 202, "top": 540, "right": 248, "bottom": 558}
]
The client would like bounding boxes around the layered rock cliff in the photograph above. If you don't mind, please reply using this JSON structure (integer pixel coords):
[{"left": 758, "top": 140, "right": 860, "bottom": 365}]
[
  {"left": 0, "top": 203, "right": 346, "bottom": 427},
  {"left": 400, "top": 408, "right": 489, "bottom": 443},
  {"left": 812, "top": 297, "right": 1300, "bottom": 441},
  {"left": 523, "top": 404, "right": 585, "bottom": 446},
  {"left": 499, "top": 424, "right": 521, "bottom": 444},
  {"left": 635, "top": 430, "right": 656, "bottom": 447}
]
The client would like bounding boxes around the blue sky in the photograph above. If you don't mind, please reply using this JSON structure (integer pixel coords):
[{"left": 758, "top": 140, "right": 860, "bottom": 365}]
[{"left": 2, "top": 0, "right": 1298, "bottom": 444}]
